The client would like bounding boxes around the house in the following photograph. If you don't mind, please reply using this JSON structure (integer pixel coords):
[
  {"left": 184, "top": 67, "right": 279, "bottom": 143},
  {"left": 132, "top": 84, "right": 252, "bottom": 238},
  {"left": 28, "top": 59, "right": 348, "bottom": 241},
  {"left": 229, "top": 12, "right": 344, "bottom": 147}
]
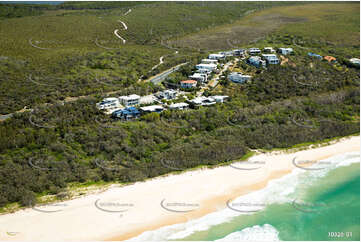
[
  {"left": 189, "top": 97, "right": 216, "bottom": 106},
  {"left": 308, "top": 52, "right": 323, "bottom": 60},
  {"left": 201, "top": 59, "right": 218, "bottom": 64},
  {"left": 278, "top": 48, "right": 293, "bottom": 55},
  {"left": 196, "top": 68, "right": 212, "bottom": 74},
  {"left": 168, "top": 102, "right": 189, "bottom": 110},
  {"left": 324, "top": 56, "right": 337, "bottom": 63},
  {"left": 209, "top": 95, "right": 229, "bottom": 103},
  {"left": 248, "top": 56, "right": 266, "bottom": 68},
  {"left": 189, "top": 73, "right": 208, "bottom": 83},
  {"left": 208, "top": 53, "right": 225, "bottom": 60},
  {"left": 350, "top": 58, "right": 360, "bottom": 66},
  {"left": 140, "top": 105, "right": 165, "bottom": 114},
  {"left": 233, "top": 49, "right": 246, "bottom": 57},
  {"left": 248, "top": 48, "right": 261, "bottom": 55},
  {"left": 180, "top": 80, "right": 197, "bottom": 89},
  {"left": 96, "top": 97, "right": 121, "bottom": 111},
  {"left": 112, "top": 107, "right": 140, "bottom": 120},
  {"left": 157, "top": 89, "right": 177, "bottom": 100},
  {"left": 119, "top": 94, "right": 140, "bottom": 106},
  {"left": 219, "top": 51, "right": 233, "bottom": 57},
  {"left": 263, "top": 47, "right": 275, "bottom": 53},
  {"left": 195, "top": 63, "right": 217, "bottom": 72},
  {"left": 228, "top": 72, "right": 252, "bottom": 83},
  {"left": 262, "top": 54, "right": 280, "bottom": 65}
]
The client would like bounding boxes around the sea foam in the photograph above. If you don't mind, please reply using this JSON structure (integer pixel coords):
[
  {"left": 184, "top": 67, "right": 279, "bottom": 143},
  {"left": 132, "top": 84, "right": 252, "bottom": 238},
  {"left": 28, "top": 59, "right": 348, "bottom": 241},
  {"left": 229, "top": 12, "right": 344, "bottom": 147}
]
[{"left": 126, "top": 152, "right": 360, "bottom": 241}]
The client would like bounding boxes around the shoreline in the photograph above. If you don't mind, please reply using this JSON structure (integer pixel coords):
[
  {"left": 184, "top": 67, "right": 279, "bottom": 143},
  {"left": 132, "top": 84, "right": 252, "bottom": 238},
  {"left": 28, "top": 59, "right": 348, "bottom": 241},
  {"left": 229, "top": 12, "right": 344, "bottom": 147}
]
[{"left": 0, "top": 135, "right": 359, "bottom": 241}]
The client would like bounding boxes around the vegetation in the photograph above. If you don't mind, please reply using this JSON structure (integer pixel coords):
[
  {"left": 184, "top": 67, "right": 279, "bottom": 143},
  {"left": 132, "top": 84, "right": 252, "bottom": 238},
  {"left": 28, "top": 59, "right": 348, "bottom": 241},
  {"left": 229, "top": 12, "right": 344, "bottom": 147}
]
[{"left": 0, "top": 2, "right": 359, "bottom": 211}]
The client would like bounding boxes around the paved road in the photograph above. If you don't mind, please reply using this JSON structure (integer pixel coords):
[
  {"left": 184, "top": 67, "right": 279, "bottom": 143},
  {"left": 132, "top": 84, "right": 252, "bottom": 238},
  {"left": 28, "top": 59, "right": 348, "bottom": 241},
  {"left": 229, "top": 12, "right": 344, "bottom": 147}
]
[{"left": 149, "top": 62, "right": 188, "bottom": 85}]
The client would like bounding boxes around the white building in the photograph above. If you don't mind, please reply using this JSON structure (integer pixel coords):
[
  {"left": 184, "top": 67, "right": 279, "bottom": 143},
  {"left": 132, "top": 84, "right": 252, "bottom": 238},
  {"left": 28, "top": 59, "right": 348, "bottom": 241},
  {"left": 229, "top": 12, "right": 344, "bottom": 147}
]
[
  {"left": 189, "top": 73, "right": 208, "bottom": 83},
  {"left": 96, "top": 97, "right": 121, "bottom": 111},
  {"left": 208, "top": 53, "right": 225, "bottom": 60},
  {"left": 119, "top": 94, "right": 140, "bottom": 106},
  {"left": 140, "top": 105, "right": 165, "bottom": 113},
  {"left": 195, "top": 63, "right": 217, "bottom": 72},
  {"left": 350, "top": 58, "right": 360, "bottom": 66},
  {"left": 264, "top": 47, "right": 275, "bottom": 53},
  {"left": 228, "top": 72, "right": 252, "bottom": 83},
  {"left": 180, "top": 80, "right": 197, "bottom": 89},
  {"left": 279, "top": 48, "right": 293, "bottom": 55},
  {"left": 168, "top": 102, "right": 189, "bottom": 110},
  {"left": 233, "top": 49, "right": 246, "bottom": 57},
  {"left": 157, "top": 89, "right": 177, "bottom": 100},
  {"left": 201, "top": 59, "right": 218, "bottom": 64},
  {"left": 262, "top": 54, "right": 280, "bottom": 65},
  {"left": 249, "top": 48, "right": 261, "bottom": 55},
  {"left": 209, "top": 95, "right": 229, "bottom": 103},
  {"left": 196, "top": 68, "right": 212, "bottom": 74},
  {"left": 219, "top": 51, "right": 233, "bottom": 57},
  {"left": 248, "top": 56, "right": 266, "bottom": 68},
  {"left": 189, "top": 96, "right": 216, "bottom": 106}
]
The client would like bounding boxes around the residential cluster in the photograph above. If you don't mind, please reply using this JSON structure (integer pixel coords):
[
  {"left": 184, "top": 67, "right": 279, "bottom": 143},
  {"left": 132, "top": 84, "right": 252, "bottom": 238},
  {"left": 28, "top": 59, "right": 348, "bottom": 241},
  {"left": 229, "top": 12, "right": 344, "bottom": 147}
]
[{"left": 96, "top": 44, "right": 356, "bottom": 122}]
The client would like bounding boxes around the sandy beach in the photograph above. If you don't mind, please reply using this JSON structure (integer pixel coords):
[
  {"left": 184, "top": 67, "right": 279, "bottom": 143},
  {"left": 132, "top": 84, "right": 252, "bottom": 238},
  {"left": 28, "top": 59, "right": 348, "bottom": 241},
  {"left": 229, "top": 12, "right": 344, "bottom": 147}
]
[{"left": 0, "top": 136, "right": 359, "bottom": 241}]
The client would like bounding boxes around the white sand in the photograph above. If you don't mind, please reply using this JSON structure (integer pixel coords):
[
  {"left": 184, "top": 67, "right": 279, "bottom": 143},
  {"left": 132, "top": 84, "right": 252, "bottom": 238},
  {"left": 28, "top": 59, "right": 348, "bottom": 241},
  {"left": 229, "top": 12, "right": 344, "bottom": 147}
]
[{"left": 0, "top": 136, "right": 359, "bottom": 241}]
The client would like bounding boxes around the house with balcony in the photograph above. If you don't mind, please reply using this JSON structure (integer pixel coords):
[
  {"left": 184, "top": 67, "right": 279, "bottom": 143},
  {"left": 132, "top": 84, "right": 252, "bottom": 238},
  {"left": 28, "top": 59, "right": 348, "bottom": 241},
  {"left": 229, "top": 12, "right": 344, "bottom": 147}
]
[
  {"left": 228, "top": 72, "right": 252, "bottom": 83},
  {"left": 119, "top": 94, "right": 140, "bottom": 106},
  {"left": 195, "top": 63, "right": 217, "bottom": 72},
  {"left": 189, "top": 73, "right": 208, "bottom": 84},
  {"left": 248, "top": 56, "right": 266, "bottom": 68},
  {"left": 209, "top": 95, "right": 229, "bottom": 103},
  {"left": 140, "top": 105, "right": 165, "bottom": 114},
  {"left": 278, "top": 47, "right": 293, "bottom": 55},
  {"left": 263, "top": 47, "right": 275, "bottom": 53},
  {"left": 233, "top": 49, "right": 246, "bottom": 57},
  {"left": 201, "top": 59, "right": 218, "bottom": 64},
  {"left": 208, "top": 53, "right": 225, "bottom": 60},
  {"left": 112, "top": 107, "right": 140, "bottom": 120},
  {"left": 248, "top": 48, "right": 261, "bottom": 55},
  {"left": 96, "top": 97, "right": 121, "bottom": 111},
  {"left": 308, "top": 52, "right": 323, "bottom": 60},
  {"left": 189, "top": 96, "right": 217, "bottom": 107},
  {"left": 180, "top": 80, "right": 197, "bottom": 89},
  {"left": 157, "top": 89, "right": 177, "bottom": 100},
  {"left": 168, "top": 102, "right": 189, "bottom": 110},
  {"left": 262, "top": 54, "right": 280, "bottom": 65}
]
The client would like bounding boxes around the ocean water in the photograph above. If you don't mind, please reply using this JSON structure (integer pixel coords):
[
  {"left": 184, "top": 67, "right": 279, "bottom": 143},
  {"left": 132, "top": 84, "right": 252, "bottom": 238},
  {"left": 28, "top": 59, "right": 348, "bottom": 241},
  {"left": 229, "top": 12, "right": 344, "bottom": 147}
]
[{"left": 127, "top": 152, "right": 360, "bottom": 241}]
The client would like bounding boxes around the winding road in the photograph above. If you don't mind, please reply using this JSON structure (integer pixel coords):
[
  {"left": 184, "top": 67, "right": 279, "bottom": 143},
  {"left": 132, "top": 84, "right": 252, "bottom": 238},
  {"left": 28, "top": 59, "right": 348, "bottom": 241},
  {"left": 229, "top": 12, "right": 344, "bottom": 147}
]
[
  {"left": 118, "top": 20, "right": 128, "bottom": 30},
  {"left": 113, "top": 29, "right": 126, "bottom": 44}
]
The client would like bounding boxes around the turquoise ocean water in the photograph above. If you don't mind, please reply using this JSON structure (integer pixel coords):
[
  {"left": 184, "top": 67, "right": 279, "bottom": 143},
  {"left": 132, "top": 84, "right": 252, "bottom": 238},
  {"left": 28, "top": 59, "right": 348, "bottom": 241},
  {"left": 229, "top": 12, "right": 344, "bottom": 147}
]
[{"left": 128, "top": 152, "right": 360, "bottom": 241}]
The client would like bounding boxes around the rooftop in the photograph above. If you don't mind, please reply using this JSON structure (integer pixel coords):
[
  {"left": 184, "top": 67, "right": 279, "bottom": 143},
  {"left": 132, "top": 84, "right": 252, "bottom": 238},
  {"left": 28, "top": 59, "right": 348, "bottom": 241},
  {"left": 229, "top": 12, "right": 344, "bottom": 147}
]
[
  {"left": 119, "top": 94, "right": 141, "bottom": 100},
  {"left": 181, "top": 80, "right": 197, "bottom": 84}
]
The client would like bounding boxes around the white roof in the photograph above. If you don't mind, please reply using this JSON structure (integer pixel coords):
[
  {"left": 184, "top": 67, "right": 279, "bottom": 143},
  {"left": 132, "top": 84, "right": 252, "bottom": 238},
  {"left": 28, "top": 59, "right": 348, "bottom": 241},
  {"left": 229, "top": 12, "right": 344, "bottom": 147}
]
[
  {"left": 264, "top": 47, "right": 274, "bottom": 49},
  {"left": 163, "top": 89, "right": 177, "bottom": 94},
  {"left": 279, "top": 47, "right": 293, "bottom": 50},
  {"left": 119, "top": 94, "right": 140, "bottom": 100},
  {"left": 140, "top": 105, "right": 164, "bottom": 112},
  {"left": 210, "top": 95, "right": 229, "bottom": 99},
  {"left": 190, "top": 96, "right": 215, "bottom": 104},
  {"left": 196, "top": 63, "right": 217, "bottom": 68},
  {"left": 350, "top": 58, "right": 360, "bottom": 63},
  {"left": 103, "top": 97, "right": 118, "bottom": 102},
  {"left": 202, "top": 58, "right": 218, "bottom": 62},
  {"left": 190, "top": 73, "right": 206, "bottom": 78},
  {"left": 209, "top": 53, "right": 224, "bottom": 57},
  {"left": 169, "top": 102, "right": 189, "bottom": 108}
]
